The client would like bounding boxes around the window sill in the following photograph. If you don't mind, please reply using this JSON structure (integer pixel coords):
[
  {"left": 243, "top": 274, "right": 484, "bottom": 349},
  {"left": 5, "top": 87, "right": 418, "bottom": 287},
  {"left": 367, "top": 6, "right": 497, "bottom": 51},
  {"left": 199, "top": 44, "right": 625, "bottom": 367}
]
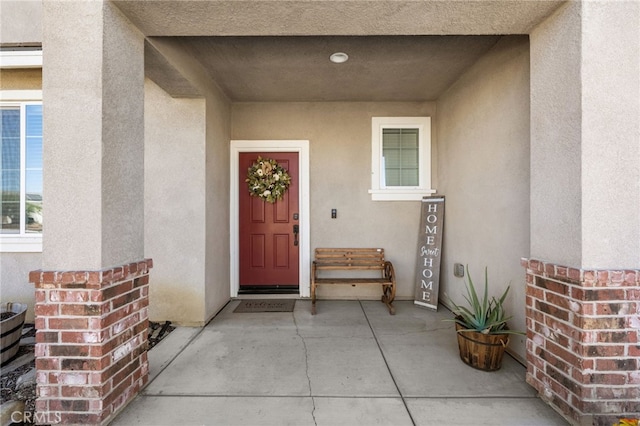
[
  {"left": 0, "top": 235, "right": 43, "bottom": 253},
  {"left": 368, "top": 188, "right": 437, "bottom": 201}
]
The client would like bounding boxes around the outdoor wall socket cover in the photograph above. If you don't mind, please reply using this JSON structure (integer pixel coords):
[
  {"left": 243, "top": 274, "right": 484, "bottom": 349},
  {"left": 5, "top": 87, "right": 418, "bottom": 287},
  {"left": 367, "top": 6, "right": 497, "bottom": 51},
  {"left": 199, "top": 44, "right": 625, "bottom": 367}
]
[
  {"left": 331, "top": 209, "right": 337, "bottom": 219},
  {"left": 454, "top": 263, "right": 465, "bottom": 278}
]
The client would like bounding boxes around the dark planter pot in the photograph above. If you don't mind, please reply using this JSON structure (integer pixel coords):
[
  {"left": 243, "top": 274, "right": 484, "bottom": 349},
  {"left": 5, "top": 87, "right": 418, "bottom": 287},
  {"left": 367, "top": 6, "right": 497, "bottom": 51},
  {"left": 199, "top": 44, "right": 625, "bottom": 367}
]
[
  {"left": 1, "top": 302, "right": 28, "bottom": 366},
  {"left": 455, "top": 321, "right": 509, "bottom": 371}
]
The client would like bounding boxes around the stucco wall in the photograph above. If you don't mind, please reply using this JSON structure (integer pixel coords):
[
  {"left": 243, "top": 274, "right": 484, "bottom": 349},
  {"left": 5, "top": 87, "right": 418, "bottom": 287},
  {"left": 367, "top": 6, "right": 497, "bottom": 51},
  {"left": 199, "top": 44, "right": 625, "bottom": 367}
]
[
  {"left": 0, "top": 0, "right": 42, "bottom": 46},
  {"left": 529, "top": 2, "right": 582, "bottom": 268},
  {"left": 100, "top": 2, "right": 145, "bottom": 268},
  {"left": 205, "top": 84, "right": 232, "bottom": 323},
  {"left": 580, "top": 0, "right": 640, "bottom": 269},
  {"left": 0, "top": 253, "right": 41, "bottom": 321},
  {"left": 231, "top": 101, "right": 436, "bottom": 300},
  {"left": 145, "top": 38, "right": 231, "bottom": 325},
  {"left": 144, "top": 78, "right": 207, "bottom": 325},
  {"left": 43, "top": 1, "right": 144, "bottom": 270},
  {"left": 531, "top": 1, "right": 640, "bottom": 271},
  {"left": 436, "top": 36, "right": 531, "bottom": 361}
]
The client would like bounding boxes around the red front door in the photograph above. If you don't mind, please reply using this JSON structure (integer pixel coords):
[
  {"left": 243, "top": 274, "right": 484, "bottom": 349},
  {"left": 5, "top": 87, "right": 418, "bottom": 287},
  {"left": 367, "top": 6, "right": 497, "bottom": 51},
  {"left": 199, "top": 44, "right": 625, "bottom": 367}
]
[{"left": 239, "top": 152, "right": 299, "bottom": 289}]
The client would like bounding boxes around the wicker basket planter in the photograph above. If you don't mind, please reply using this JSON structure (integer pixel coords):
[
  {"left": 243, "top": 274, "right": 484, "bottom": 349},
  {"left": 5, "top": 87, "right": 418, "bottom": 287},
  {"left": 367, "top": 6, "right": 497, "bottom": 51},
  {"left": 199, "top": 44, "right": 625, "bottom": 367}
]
[
  {"left": 1, "top": 302, "right": 28, "bottom": 366},
  {"left": 455, "top": 321, "right": 509, "bottom": 371}
]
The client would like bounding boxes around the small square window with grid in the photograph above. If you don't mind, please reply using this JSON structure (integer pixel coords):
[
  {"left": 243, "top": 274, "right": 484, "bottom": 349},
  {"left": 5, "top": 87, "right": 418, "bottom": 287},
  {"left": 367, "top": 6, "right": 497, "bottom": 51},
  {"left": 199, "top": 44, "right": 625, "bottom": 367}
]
[
  {"left": 370, "top": 117, "right": 435, "bottom": 201},
  {"left": 382, "top": 128, "right": 419, "bottom": 187}
]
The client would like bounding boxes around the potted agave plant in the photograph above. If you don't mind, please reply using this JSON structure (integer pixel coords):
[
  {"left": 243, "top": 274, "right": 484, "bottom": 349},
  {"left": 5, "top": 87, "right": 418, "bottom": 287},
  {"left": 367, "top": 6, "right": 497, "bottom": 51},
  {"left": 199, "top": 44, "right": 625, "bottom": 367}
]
[{"left": 446, "top": 266, "right": 523, "bottom": 371}]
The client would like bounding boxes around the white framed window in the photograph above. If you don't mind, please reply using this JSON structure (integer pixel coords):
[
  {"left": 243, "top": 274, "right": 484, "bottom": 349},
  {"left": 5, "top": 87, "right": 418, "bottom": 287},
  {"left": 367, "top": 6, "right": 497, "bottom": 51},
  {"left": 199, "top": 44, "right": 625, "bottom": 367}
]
[
  {"left": 369, "top": 117, "right": 436, "bottom": 201},
  {"left": 0, "top": 95, "right": 43, "bottom": 252}
]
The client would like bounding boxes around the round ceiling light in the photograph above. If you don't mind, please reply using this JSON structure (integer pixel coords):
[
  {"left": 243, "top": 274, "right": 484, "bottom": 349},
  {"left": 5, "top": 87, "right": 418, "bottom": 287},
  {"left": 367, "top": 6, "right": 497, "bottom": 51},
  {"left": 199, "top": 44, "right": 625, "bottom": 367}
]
[{"left": 329, "top": 52, "right": 349, "bottom": 64}]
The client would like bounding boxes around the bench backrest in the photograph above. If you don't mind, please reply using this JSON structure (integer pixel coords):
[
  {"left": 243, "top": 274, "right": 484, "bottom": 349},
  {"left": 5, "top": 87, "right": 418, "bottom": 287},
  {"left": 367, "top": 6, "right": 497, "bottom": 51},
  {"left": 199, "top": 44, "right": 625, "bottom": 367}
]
[{"left": 314, "top": 248, "right": 385, "bottom": 270}]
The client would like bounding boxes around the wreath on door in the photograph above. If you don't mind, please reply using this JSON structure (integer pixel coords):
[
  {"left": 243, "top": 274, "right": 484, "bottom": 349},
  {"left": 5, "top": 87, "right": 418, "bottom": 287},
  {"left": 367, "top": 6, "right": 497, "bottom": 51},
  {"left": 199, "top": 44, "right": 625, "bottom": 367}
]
[{"left": 246, "top": 156, "right": 292, "bottom": 203}]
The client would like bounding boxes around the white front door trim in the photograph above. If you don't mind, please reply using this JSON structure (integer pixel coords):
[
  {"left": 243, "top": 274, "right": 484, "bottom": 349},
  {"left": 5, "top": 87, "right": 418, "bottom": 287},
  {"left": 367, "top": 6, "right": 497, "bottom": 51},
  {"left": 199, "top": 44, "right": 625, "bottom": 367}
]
[{"left": 230, "top": 140, "right": 310, "bottom": 298}]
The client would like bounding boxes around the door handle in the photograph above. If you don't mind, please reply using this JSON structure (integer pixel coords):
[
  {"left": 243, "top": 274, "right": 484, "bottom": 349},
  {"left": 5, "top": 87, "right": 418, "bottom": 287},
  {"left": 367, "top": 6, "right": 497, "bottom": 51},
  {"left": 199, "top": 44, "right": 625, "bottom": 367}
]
[{"left": 293, "top": 224, "right": 299, "bottom": 246}]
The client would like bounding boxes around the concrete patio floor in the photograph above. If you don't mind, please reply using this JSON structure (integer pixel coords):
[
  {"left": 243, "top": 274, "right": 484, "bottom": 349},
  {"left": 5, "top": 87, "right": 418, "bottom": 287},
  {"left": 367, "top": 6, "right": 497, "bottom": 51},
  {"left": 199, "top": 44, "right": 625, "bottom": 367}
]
[{"left": 111, "top": 300, "right": 569, "bottom": 425}]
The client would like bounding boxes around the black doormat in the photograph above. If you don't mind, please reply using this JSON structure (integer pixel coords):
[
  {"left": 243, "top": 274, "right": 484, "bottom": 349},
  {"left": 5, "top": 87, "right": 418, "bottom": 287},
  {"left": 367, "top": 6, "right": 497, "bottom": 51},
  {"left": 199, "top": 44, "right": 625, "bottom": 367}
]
[{"left": 233, "top": 299, "right": 296, "bottom": 313}]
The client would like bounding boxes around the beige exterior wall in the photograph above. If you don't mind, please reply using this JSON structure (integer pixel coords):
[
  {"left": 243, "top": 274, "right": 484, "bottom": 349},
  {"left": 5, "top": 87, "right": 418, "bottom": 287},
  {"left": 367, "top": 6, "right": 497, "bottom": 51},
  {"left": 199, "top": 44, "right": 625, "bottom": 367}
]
[
  {"left": 231, "top": 101, "right": 436, "bottom": 300},
  {"left": 580, "top": 0, "right": 640, "bottom": 269},
  {"left": 436, "top": 36, "right": 531, "bottom": 361},
  {"left": 0, "top": 69, "right": 42, "bottom": 90},
  {"left": 0, "top": 0, "right": 42, "bottom": 45},
  {"left": 144, "top": 38, "right": 231, "bottom": 325},
  {"left": 204, "top": 80, "right": 232, "bottom": 323},
  {"left": 531, "top": 1, "right": 640, "bottom": 270},
  {"left": 144, "top": 78, "right": 207, "bottom": 325},
  {"left": 530, "top": 2, "right": 583, "bottom": 268},
  {"left": 43, "top": 1, "right": 145, "bottom": 270}
]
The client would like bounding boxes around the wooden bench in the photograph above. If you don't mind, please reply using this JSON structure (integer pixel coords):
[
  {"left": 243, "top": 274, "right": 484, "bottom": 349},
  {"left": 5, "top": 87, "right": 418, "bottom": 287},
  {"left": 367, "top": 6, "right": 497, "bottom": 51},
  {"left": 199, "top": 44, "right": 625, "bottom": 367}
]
[{"left": 311, "top": 248, "right": 396, "bottom": 315}]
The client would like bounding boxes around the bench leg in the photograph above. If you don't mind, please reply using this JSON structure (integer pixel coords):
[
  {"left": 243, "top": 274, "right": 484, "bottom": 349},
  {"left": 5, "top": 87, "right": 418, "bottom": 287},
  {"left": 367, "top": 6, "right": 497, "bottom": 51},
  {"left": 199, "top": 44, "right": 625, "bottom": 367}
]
[
  {"left": 381, "top": 262, "right": 396, "bottom": 315},
  {"left": 311, "top": 281, "right": 317, "bottom": 315},
  {"left": 381, "top": 284, "right": 396, "bottom": 315}
]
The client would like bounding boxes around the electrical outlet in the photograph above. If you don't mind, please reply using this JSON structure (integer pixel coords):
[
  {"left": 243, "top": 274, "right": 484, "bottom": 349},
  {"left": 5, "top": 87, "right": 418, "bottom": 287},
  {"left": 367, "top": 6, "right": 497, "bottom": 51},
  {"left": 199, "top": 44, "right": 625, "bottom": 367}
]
[{"left": 454, "top": 263, "right": 465, "bottom": 278}]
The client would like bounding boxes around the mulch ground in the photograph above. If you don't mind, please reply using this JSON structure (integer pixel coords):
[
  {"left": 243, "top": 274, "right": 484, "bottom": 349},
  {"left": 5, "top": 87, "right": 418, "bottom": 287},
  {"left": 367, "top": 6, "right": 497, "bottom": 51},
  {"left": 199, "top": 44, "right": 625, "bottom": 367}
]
[{"left": 1, "top": 321, "right": 174, "bottom": 425}]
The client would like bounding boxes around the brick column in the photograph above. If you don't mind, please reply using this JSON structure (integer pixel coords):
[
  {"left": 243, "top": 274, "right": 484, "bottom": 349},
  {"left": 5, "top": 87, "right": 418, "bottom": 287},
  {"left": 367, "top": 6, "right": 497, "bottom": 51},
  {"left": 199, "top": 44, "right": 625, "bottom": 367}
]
[
  {"left": 523, "top": 259, "right": 640, "bottom": 425},
  {"left": 30, "top": 259, "right": 152, "bottom": 425}
]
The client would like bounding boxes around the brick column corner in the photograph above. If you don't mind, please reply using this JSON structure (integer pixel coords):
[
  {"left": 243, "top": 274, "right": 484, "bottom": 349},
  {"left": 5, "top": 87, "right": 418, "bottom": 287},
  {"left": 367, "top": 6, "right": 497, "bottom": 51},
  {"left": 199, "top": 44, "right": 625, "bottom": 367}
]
[
  {"left": 523, "top": 258, "right": 640, "bottom": 426},
  {"left": 29, "top": 259, "right": 152, "bottom": 425}
]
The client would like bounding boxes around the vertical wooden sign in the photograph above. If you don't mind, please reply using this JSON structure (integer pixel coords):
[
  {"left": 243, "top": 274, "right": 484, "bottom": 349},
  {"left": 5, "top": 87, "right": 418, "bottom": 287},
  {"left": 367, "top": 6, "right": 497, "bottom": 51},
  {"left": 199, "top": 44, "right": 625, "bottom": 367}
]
[{"left": 414, "top": 196, "right": 445, "bottom": 311}]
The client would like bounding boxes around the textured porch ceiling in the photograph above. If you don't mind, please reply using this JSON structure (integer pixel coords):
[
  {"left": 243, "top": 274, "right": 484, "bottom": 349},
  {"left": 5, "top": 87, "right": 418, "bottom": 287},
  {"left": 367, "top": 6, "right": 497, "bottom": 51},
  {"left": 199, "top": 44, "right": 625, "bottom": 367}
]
[
  {"left": 114, "top": 0, "right": 565, "bottom": 102},
  {"left": 159, "top": 35, "right": 503, "bottom": 102}
]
